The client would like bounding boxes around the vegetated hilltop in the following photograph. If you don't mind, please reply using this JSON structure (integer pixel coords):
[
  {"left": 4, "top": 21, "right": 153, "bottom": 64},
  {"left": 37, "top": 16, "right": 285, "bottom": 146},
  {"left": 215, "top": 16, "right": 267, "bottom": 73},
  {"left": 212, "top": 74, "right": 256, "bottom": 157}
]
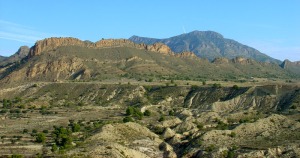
[
  {"left": 0, "top": 37, "right": 295, "bottom": 87},
  {"left": 281, "top": 59, "right": 300, "bottom": 75},
  {"left": 129, "top": 30, "right": 281, "bottom": 64}
]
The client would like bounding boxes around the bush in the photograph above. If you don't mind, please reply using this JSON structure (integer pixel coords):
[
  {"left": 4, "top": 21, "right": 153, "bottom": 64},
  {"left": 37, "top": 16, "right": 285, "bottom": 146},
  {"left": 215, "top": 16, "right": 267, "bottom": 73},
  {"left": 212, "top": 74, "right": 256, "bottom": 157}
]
[
  {"left": 232, "top": 85, "right": 239, "bottom": 90},
  {"left": 123, "top": 116, "right": 134, "bottom": 123},
  {"left": 126, "top": 106, "right": 134, "bottom": 116},
  {"left": 51, "top": 144, "right": 58, "bottom": 152},
  {"left": 144, "top": 110, "right": 151, "bottom": 116},
  {"left": 169, "top": 110, "right": 175, "bottom": 116},
  {"left": 216, "top": 120, "right": 228, "bottom": 130},
  {"left": 71, "top": 123, "right": 81, "bottom": 132},
  {"left": 212, "top": 83, "right": 221, "bottom": 88},
  {"left": 36, "top": 133, "right": 46, "bottom": 143},
  {"left": 158, "top": 115, "right": 165, "bottom": 122},
  {"left": 229, "top": 132, "right": 236, "bottom": 137},
  {"left": 206, "top": 144, "right": 215, "bottom": 152},
  {"left": 195, "top": 122, "right": 204, "bottom": 130},
  {"left": 52, "top": 126, "right": 73, "bottom": 149},
  {"left": 10, "top": 154, "right": 23, "bottom": 158},
  {"left": 125, "top": 106, "right": 143, "bottom": 120},
  {"left": 22, "top": 129, "right": 28, "bottom": 134}
]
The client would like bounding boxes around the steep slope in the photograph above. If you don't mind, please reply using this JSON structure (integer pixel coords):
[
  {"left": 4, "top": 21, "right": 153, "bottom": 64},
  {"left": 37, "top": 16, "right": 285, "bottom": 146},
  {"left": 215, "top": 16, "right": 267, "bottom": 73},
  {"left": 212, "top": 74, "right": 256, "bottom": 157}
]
[
  {"left": 129, "top": 30, "right": 281, "bottom": 64},
  {"left": 281, "top": 59, "right": 300, "bottom": 75}
]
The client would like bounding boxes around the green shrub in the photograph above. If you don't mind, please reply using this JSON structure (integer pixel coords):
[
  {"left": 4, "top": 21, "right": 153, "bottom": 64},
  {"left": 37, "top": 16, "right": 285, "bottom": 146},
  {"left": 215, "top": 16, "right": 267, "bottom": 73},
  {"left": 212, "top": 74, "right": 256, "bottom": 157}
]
[
  {"left": 158, "top": 115, "right": 165, "bottom": 122},
  {"left": 32, "top": 129, "right": 38, "bottom": 133},
  {"left": 126, "top": 106, "right": 134, "bottom": 116},
  {"left": 123, "top": 116, "right": 134, "bottom": 123},
  {"left": 51, "top": 144, "right": 58, "bottom": 152},
  {"left": 212, "top": 83, "right": 221, "bottom": 88},
  {"left": 10, "top": 154, "right": 23, "bottom": 158},
  {"left": 206, "top": 144, "right": 215, "bottom": 152},
  {"left": 22, "top": 129, "right": 28, "bottom": 134},
  {"left": 144, "top": 110, "right": 151, "bottom": 116},
  {"left": 229, "top": 132, "right": 236, "bottom": 137},
  {"left": 216, "top": 120, "right": 228, "bottom": 130},
  {"left": 232, "top": 85, "right": 239, "bottom": 90},
  {"left": 36, "top": 133, "right": 46, "bottom": 143}
]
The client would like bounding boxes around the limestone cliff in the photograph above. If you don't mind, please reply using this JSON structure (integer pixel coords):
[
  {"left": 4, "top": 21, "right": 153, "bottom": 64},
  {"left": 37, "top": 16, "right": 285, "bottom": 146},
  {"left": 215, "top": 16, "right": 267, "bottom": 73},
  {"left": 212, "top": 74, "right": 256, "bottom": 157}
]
[{"left": 29, "top": 37, "right": 191, "bottom": 58}]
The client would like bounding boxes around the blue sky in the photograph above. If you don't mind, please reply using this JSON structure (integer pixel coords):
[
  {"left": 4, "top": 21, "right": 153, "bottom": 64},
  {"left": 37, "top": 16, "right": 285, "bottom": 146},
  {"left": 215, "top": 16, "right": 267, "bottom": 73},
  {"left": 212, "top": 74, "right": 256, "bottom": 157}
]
[{"left": 0, "top": 0, "right": 299, "bottom": 61}]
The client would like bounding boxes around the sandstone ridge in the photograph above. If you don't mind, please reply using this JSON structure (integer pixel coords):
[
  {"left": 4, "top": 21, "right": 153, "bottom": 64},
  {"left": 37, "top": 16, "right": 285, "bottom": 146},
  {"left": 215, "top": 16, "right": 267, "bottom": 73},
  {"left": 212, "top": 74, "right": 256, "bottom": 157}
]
[{"left": 29, "top": 37, "right": 195, "bottom": 58}]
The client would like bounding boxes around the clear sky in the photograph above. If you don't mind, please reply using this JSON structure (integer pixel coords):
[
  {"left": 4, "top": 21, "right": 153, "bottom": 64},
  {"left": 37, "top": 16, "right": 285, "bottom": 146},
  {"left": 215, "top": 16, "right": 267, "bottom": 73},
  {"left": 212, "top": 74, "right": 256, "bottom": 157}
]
[{"left": 0, "top": 0, "right": 299, "bottom": 61}]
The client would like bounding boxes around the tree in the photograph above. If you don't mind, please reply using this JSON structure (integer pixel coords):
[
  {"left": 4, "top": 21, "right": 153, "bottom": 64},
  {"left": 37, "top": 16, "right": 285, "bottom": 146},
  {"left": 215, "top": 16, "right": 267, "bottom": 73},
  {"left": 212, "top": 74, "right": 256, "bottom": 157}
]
[
  {"left": 52, "top": 126, "right": 73, "bottom": 149},
  {"left": 36, "top": 133, "right": 46, "bottom": 143},
  {"left": 202, "top": 81, "right": 206, "bottom": 85}
]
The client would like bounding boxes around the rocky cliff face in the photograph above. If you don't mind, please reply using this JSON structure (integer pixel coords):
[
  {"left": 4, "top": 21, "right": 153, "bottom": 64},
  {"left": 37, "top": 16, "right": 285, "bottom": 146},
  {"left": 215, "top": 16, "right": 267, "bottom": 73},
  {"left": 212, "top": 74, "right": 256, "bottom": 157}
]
[
  {"left": 29, "top": 37, "right": 190, "bottom": 58},
  {"left": 175, "top": 51, "right": 197, "bottom": 58}
]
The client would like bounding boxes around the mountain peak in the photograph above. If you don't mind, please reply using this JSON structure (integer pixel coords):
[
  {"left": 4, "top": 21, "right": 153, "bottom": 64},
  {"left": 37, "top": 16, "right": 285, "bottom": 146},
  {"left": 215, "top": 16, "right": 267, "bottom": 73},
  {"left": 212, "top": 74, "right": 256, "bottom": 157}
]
[
  {"left": 129, "top": 31, "right": 281, "bottom": 64},
  {"left": 188, "top": 30, "right": 224, "bottom": 38}
]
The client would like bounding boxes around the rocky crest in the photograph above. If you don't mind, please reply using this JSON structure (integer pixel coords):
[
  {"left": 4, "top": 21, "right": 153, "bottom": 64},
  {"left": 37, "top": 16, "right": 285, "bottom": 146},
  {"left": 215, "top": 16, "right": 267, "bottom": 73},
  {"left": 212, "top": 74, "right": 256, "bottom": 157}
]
[
  {"left": 0, "top": 46, "right": 29, "bottom": 66},
  {"left": 212, "top": 57, "right": 230, "bottom": 64},
  {"left": 175, "top": 51, "right": 197, "bottom": 58},
  {"left": 29, "top": 37, "right": 190, "bottom": 58},
  {"left": 280, "top": 59, "right": 300, "bottom": 75},
  {"left": 281, "top": 59, "right": 300, "bottom": 68},
  {"left": 231, "top": 57, "right": 254, "bottom": 64}
]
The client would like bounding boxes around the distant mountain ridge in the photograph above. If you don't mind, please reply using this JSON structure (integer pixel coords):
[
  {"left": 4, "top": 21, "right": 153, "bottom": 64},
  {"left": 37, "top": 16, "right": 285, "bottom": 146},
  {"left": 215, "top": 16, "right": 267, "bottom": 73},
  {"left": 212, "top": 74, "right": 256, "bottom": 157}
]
[
  {"left": 280, "top": 59, "right": 300, "bottom": 75},
  {"left": 0, "top": 55, "right": 6, "bottom": 62},
  {"left": 0, "top": 46, "right": 29, "bottom": 67},
  {"left": 129, "top": 30, "right": 281, "bottom": 64}
]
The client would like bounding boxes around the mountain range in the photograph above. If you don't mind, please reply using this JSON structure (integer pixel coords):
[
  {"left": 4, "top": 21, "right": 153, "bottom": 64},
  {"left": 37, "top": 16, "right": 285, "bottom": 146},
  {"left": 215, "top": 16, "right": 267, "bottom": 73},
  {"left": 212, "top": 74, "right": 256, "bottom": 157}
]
[
  {"left": 0, "top": 38, "right": 298, "bottom": 88},
  {"left": 0, "top": 31, "right": 300, "bottom": 87},
  {"left": 129, "top": 30, "right": 281, "bottom": 64}
]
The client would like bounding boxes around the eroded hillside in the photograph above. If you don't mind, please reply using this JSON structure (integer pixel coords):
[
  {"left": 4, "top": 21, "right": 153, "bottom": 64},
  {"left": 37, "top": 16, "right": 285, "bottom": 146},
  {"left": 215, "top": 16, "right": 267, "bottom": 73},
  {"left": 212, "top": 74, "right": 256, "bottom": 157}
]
[{"left": 0, "top": 82, "right": 299, "bottom": 157}]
